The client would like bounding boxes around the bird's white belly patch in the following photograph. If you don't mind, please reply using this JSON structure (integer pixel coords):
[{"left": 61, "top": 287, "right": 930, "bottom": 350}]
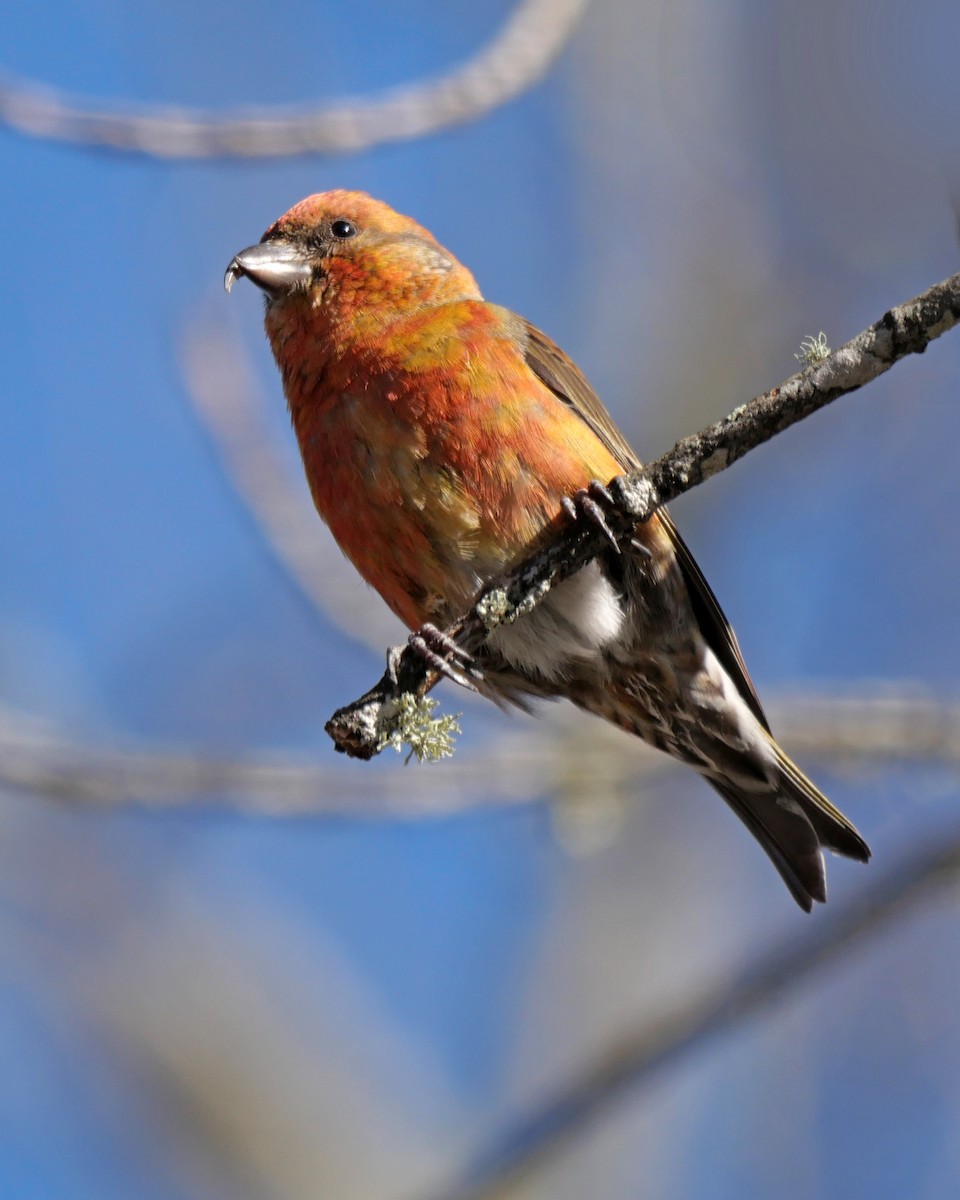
[{"left": 487, "top": 561, "right": 625, "bottom": 681}]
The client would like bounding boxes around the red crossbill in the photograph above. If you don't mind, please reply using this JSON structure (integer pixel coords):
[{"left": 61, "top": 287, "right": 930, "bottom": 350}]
[{"left": 225, "top": 190, "right": 869, "bottom": 909}]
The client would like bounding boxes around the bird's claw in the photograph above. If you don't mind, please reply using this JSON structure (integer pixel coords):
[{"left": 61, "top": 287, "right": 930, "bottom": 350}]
[
  {"left": 407, "top": 623, "right": 482, "bottom": 691},
  {"left": 561, "top": 480, "right": 623, "bottom": 554}
]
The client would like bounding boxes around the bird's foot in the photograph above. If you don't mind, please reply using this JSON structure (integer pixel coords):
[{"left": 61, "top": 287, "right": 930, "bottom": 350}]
[
  {"left": 407, "top": 623, "right": 483, "bottom": 691},
  {"left": 561, "top": 480, "right": 626, "bottom": 554}
]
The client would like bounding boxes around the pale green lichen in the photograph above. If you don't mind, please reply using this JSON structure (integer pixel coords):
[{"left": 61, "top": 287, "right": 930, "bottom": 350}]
[
  {"left": 377, "top": 693, "right": 461, "bottom": 763},
  {"left": 476, "top": 587, "right": 512, "bottom": 630},
  {"left": 795, "top": 331, "right": 831, "bottom": 365}
]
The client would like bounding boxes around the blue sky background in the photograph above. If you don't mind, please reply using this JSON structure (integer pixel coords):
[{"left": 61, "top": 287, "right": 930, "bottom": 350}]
[{"left": 1, "top": 2, "right": 959, "bottom": 1198}]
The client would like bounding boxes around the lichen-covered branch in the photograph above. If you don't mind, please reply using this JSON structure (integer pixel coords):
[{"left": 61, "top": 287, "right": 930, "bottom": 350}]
[
  {"left": 0, "top": 0, "right": 587, "bottom": 159},
  {"left": 326, "top": 270, "right": 960, "bottom": 758}
]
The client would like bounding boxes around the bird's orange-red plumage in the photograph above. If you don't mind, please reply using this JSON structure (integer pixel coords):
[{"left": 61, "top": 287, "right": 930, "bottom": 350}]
[
  {"left": 226, "top": 189, "right": 869, "bottom": 909},
  {"left": 286, "top": 298, "right": 634, "bottom": 628},
  {"left": 260, "top": 193, "right": 645, "bottom": 629}
]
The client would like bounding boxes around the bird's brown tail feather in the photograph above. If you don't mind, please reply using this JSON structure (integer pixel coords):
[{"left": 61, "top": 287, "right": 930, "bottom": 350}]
[{"left": 708, "top": 740, "right": 870, "bottom": 911}]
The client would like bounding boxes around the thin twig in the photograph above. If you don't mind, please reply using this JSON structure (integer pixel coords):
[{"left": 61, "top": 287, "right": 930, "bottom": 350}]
[
  {"left": 325, "top": 270, "right": 960, "bottom": 759},
  {"left": 417, "top": 833, "right": 960, "bottom": 1200},
  {"left": 0, "top": 0, "right": 588, "bottom": 159}
]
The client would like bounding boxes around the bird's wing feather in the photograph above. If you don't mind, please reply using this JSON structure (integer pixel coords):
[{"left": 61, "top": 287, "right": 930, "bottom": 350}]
[
  {"left": 519, "top": 317, "right": 770, "bottom": 731},
  {"left": 520, "top": 320, "right": 642, "bottom": 472}
]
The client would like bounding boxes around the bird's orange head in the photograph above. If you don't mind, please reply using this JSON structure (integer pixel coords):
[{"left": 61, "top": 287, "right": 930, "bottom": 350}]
[{"left": 224, "top": 190, "right": 482, "bottom": 332}]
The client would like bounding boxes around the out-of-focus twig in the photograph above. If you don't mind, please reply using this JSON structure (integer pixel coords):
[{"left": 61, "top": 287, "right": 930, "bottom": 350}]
[
  {"left": 326, "top": 270, "right": 960, "bottom": 758},
  {"left": 420, "top": 833, "right": 960, "bottom": 1200},
  {"left": 182, "top": 323, "right": 400, "bottom": 653},
  {"left": 770, "top": 690, "right": 960, "bottom": 766},
  {"left": 0, "top": 691, "right": 956, "bottom": 815},
  {"left": 0, "top": 0, "right": 588, "bottom": 159}
]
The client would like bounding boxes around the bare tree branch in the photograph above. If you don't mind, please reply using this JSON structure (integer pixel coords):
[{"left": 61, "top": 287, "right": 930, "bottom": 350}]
[
  {"left": 325, "top": 270, "right": 960, "bottom": 759},
  {"left": 1, "top": 691, "right": 956, "bottom": 815},
  {"left": 0, "top": 0, "right": 588, "bottom": 159},
  {"left": 417, "top": 833, "right": 960, "bottom": 1200}
]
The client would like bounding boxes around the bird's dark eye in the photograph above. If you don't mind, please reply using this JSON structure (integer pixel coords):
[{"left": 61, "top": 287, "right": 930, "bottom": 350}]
[{"left": 330, "top": 218, "right": 357, "bottom": 239}]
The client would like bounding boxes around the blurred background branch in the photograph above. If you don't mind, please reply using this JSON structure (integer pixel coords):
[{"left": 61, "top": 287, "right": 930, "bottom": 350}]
[
  {"left": 0, "top": 0, "right": 588, "bottom": 158},
  {"left": 10, "top": 279, "right": 960, "bottom": 809},
  {"left": 1, "top": 691, "right": 956, "bottom": 815},
  {"left": 182, "top": 324, "right": 400, "bottom": 653},
  {"left": 425, "top": 831, "right": 960, "bottom": 1200}
]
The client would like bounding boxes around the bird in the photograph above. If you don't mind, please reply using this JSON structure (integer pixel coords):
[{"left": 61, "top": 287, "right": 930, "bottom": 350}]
[{"left": 225, "top": 190, "right": 869, "bottom": 909}]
